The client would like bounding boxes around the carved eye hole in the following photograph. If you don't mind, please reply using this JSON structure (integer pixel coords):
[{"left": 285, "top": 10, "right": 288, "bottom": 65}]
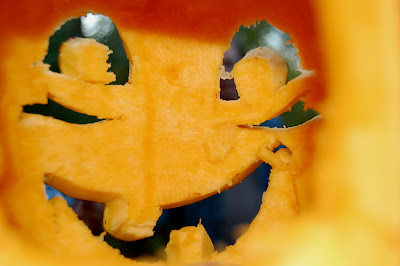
[
  {"left": 220, "top": 21, "right": 301, "bottom": 101},
  {"left": 220, "top": 21, "right": 318, "bottom": 127},
  {"left": 45, "top": 13, "right": 130, "bottom": 85},
  {"left": 23, "top": 13, "right": 130, "bottom": 124}
]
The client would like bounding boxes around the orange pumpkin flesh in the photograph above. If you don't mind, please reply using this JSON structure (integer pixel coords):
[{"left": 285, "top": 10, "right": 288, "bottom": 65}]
[
  {"left": 165, "top": 222, "right": 214, "bottom": 264},
  {"left": 2, "top": 0, "right": 399, "bottom": 265},
  {"left": 15, "top": 32, "right": 312, "bottom": 241}
]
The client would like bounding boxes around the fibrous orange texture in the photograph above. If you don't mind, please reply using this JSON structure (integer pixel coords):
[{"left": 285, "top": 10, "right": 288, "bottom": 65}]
[{"left": 0, "top": 0, "right": 399, "bottom": 265}]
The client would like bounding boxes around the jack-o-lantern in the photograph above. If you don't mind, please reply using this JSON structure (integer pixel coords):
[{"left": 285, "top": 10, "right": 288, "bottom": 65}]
[{"left": 0, "top": 0, "right": 399, "bottom": 265}]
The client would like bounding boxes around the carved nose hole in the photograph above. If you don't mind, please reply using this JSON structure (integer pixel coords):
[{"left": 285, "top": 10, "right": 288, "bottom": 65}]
[{"left": 23, "top": 13, "right": 130, "bottom": 124}]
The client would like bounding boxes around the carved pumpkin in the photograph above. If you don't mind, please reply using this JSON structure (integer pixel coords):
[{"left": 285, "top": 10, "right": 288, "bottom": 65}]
[{"left": 0, "top": 0, "right": 399, "bottom": 265}]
